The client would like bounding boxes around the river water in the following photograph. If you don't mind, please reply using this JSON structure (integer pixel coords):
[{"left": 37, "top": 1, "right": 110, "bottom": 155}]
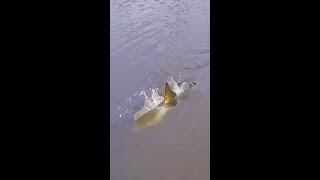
[{"left": 110, "top": 0, "right": 210, "bottom": 179}]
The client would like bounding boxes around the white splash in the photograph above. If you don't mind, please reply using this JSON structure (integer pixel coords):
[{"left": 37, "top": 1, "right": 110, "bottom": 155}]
[
  {"left": 133, "top": 77, "right": 195, "bottom": 121},
  {"left": 167, "top": 76, "right": 184, "bottom": 96},
  {"left": 142, "top": 88, "right": 164, "bottom": 109}
]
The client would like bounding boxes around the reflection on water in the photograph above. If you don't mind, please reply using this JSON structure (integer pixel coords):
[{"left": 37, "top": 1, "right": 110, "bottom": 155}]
[{"left": 110, "top": 0, "right": 210, "bottom": 179}]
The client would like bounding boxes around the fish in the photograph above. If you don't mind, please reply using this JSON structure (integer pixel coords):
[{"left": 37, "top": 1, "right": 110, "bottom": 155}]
[{"left": 132, "top": 81, "right": 195, "bottom": 130}]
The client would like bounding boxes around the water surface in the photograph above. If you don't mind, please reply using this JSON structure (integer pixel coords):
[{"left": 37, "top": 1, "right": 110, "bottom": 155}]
[{"left": 110, "top": 0, "right": 210, "bottom": 179}]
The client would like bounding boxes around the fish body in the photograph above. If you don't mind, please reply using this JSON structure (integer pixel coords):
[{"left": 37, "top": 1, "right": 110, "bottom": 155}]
[
  {"left": 133, "top": 106, "right": 169, "bottom": 130},
  {"left": 133, "top": 81, "right": 195, "bottom": 130}
]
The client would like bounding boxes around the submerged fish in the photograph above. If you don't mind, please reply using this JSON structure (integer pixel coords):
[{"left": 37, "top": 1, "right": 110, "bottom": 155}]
[{"left": 133, "top": 81, "right": 195, "bottom": 130}]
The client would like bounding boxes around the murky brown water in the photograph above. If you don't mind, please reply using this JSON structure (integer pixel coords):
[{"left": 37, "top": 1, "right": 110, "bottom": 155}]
[{"left": 110, "top": 0, "right": 210, "bottom": 179}]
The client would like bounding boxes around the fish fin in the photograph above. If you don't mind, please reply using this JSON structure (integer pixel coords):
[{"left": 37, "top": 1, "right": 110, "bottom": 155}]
[{"left": 164, "top": 83, "right": 177, "bottom": 106}]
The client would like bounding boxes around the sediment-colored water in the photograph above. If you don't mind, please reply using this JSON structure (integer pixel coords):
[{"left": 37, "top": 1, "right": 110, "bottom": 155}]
[{"left": 110, "top": 0, "right": 210, "bottom": 179}]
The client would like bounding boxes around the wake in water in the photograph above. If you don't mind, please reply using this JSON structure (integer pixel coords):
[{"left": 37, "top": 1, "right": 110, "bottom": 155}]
[{"left": 133, "top": 77, "right": 195, "bottom": 121}]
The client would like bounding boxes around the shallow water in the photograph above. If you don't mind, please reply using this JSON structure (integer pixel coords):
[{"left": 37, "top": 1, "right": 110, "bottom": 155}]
[{"left": 110, "top": 0, "right": 210, "bottom": 179}]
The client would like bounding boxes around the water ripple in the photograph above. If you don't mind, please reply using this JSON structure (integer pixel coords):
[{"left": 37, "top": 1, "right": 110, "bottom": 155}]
[{"left": 111, "top": 0, "right": 210, "bottom": 85}]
